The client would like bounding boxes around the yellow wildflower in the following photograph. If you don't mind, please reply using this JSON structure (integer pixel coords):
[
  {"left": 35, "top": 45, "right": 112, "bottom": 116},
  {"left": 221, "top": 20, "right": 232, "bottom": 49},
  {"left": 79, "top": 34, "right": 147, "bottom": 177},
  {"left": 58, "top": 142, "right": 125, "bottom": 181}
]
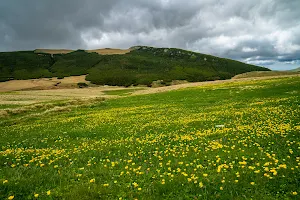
[
  {"left": 89, "top": 179, "right": 95, "bottom": 183},
  {"left": 199, "top": 182, "right": 204, "bottom": 188},
  {"left": 239, "top": 161, "right": 247, "bottom": 165},
  {"left": 133, "top": 182, "right": 139, "bottom": 188}
]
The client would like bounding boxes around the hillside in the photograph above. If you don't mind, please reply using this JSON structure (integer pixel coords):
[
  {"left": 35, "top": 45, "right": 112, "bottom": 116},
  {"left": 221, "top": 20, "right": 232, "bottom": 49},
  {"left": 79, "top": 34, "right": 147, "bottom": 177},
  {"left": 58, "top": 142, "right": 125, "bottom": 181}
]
[
  {"left": 289, "top": 67, "right": 300, "bottom": 72},
  {"left": 0, "top": 46, "right": 270, "bottom": 86},
  {"left": 1, "top": 77, "right": 299, "bottom": 199},
  {"left": 233, "top": 70, "right": 300, "bottom": 79},
  {"left": 34, "top": 48, "right": 131, "bottom": 55}
]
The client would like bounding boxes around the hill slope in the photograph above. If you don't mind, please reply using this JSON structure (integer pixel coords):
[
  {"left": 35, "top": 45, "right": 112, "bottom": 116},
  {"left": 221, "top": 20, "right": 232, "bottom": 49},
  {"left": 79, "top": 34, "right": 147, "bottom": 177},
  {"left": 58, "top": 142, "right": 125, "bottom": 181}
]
[
  {"left": 289, "top": 67, "right": 300, "bottom": 72},
  {"left": 233, "top": 71, "right": 300, "bottom": 79},
  {"left": 34, "top": 48, "right": 131, "bottom": 55},
  {"left": 1, "top": 77, "right": 299, "bottom": 199},
  {"left": 0, "top": 46, "right": 270, "bottom": 86}
]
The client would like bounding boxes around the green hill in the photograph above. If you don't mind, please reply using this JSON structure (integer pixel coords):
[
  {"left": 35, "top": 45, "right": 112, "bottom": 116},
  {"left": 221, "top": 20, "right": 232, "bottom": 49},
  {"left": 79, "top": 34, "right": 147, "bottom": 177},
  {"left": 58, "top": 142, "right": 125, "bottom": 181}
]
[
  {"left": 233, "top": 70, "right": 300, "bottom": 79},
  {"left": 289, "top": 67, "right": 300, "bottom": 72},
  {"left": 0, "top": 46, "right": 270, "bottom": 86}
]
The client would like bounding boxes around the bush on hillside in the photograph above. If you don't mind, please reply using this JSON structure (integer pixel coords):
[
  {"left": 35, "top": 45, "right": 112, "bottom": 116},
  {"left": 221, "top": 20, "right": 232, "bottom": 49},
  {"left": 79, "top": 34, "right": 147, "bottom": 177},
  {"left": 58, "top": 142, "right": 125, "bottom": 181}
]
[{"left": 77, "top": 82, "right": 88, "bottom": 88}]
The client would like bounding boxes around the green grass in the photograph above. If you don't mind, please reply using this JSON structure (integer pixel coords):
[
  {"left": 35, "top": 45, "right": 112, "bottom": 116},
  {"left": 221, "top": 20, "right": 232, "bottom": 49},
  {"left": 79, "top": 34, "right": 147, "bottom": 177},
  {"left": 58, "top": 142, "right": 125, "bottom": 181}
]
[
  {"left": 0, "top": 77, "right": 299, "bottom": 199},
  {"left": 0, "top": 104, "right": 22, "bottom": 109},
  {"left": 0, "top": 91, "right": 20, "bottom": 94},
  {"left": 103, "top": 88, "right": 144, "bottom": 96}
]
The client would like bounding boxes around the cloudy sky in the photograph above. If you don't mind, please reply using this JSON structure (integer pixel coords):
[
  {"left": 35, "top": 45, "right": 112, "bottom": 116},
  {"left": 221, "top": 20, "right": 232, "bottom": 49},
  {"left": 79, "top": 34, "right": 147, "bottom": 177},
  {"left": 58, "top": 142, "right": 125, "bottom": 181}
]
[{"left": 1, "top": 0, "right": 300, "bottom": 70}]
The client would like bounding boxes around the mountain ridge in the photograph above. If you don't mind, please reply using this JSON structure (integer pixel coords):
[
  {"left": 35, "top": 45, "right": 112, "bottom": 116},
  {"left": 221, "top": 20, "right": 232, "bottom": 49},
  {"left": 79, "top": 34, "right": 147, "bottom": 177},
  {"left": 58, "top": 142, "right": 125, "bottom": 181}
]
[
  {"left": 0, "top": 46, "right": 270, "bottom": 86},
  {"left": 289, "top": 67, "right": 300, "bottom": 72},
  {"left": 34, "top": 48, "right": 132, "bottom": 55}
]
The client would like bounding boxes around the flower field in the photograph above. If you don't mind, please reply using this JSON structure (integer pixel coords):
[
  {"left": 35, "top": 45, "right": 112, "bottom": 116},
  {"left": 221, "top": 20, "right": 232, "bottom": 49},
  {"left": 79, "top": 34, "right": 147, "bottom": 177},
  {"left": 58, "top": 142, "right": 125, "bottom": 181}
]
[{"left": 1, "top": 77, "right": 299, "bottom": 199}]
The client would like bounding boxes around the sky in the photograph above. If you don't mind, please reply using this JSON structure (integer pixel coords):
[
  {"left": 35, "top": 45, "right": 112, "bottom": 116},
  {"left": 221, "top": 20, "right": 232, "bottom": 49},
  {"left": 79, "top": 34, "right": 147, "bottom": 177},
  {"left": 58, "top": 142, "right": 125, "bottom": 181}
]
[{"left": 1, "top": 0, "right": 300, "bottom": 70}]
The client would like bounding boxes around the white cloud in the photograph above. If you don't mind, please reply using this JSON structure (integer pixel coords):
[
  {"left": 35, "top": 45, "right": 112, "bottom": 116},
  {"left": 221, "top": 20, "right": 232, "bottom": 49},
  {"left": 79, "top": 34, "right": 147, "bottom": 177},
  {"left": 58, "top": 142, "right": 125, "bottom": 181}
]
[{"left": 242, "top": 47, "right": 258, "bottom": 52}]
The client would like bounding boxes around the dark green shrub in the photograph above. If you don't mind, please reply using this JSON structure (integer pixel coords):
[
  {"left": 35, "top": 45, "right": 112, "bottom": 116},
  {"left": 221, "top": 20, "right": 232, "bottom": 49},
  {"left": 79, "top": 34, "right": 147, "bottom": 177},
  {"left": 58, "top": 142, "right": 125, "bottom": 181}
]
[
  {"left": 77, "top": 82, "right": 88, "bottom": 88},
  {"left": 57, "top": 75, "right": 64, "bottom": 79}
]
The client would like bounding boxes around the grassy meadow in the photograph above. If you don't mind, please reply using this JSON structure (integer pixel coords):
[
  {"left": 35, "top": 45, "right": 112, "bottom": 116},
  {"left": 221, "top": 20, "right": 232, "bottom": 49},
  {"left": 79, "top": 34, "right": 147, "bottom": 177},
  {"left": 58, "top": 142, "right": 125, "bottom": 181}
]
[{"left": 0, "top": 77, "right": 299, "bottom": 199}]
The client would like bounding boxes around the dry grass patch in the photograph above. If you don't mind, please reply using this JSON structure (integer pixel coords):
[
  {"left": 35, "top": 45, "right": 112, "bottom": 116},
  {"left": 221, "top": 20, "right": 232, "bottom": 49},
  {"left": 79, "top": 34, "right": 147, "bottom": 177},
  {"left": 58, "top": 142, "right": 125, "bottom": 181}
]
[
  {"left": 0, "top": 97, "right": 106, "bottom": 120},
  {"left": 34, "top": 49, "right": 74, "bottom": 54},
  {"left": 0, "top": 110, "right": 9, "bottom": 117},
  {"left": 0, "top": 85, "right": 146, "bottom": 109},
  {"left": 86, "top": 48, "right": 131, "bottom": 55},
  {"left": 233, "top": 71, "right": 300, "bottom": 79},
  {"left": 0, "top": 75, "right": 89, "bottom": 92},
  {"left": 34, "top": 48, "right": 131, "bottom": 55}
]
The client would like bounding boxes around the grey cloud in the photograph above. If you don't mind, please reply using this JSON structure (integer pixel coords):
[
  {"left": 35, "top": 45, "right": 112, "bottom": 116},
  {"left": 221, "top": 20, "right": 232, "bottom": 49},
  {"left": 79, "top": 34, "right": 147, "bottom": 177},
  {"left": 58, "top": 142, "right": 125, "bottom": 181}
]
[{"left": 0, "top": 0, "right": 299, "bottom": 70}]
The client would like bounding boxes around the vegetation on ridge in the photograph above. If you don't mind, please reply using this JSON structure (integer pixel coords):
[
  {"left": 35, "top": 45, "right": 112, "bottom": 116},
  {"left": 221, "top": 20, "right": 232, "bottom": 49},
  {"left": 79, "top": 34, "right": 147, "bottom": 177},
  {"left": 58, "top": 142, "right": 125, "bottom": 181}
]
[{"left": 0, "top": 46, "right": 270, "bottom": 86}]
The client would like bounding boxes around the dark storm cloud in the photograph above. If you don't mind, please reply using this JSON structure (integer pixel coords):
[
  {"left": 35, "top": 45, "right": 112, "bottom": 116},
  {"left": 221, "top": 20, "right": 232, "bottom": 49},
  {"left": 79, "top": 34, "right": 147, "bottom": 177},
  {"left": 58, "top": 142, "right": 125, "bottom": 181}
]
[{"left": 0, "top": 0, "right": 299, "bottom": 70}]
